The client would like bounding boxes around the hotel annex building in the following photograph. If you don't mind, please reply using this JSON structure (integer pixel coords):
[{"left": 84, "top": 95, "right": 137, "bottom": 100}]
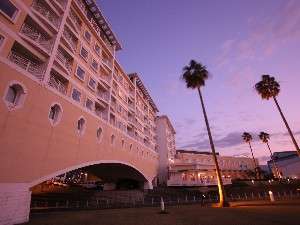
[{"left": 0, "top": 0, "right": 159, "bottom": 224}]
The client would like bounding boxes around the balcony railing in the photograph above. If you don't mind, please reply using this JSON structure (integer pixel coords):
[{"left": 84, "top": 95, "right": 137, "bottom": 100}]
[
  {"left": 32, "top": 0, "right": 61, "bottom": 29},
  {"left": 48, "top": 74, "right": 67, "bottom": 95},
  {"left": 102, "top": 58, "right": 113, "bottom": 69},
  {"left": 63, "top": 27, "right": 77, "bottom": 51},
  {"left": 68, "top": 9, "right": 81, "bottom": 31},
  {"left": 97, "top": 91, "right": 109, "bottom": 102},
  {"left": 167, "top": 178, "right": 232, "bottom": 187},
  {"left": 55, "top": 0, "right": 67, "bottom": 9},
  {"left": 20, "top": 23, "right": 54, "bottom": 53},
  {"left": 8, "top": 51, "right": 45, "bottom": 81},
  {"left": 100, "top": 74, "right": 111, "bottom": 83},
  {"left": 56, "top": 48, "right": 72, "bottom": 73},
  {"left": 95, "top": 110, "right": 108, "bottom": 121}
]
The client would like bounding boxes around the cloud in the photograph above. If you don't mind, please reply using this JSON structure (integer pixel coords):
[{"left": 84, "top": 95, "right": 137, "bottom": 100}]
[{"left": 216, "top": 0, "right": 300, "bottom": 68}]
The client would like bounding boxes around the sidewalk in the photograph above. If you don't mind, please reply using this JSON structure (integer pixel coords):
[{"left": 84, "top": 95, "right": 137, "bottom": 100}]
[{"left": 230, "top": 199, "right": 300, "bottom": 207}]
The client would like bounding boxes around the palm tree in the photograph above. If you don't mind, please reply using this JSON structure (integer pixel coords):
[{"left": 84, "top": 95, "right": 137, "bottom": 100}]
[
  {"left": 255, "top": 75, "right": 300, "bottom": 156},
  {"left": 258, "top": 132, "right": 281, "bottom": 178},
  {"left": 181, "top": 60, "right": 229, "bottom": 207},
  {"left": 242, "top": 132, "right": 259, "bottom": 179}
]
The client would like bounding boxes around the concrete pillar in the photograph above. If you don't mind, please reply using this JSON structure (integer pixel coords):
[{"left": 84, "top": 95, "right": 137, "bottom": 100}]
[
  {"left": 0, "top": 183, "right": 31, "bottom": 225},
  {"left": 144, "top": 180, "right": 153, "bottom": 190}
]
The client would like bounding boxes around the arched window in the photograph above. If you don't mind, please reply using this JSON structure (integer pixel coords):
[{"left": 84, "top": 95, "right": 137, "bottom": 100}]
[
  {"left": 49, "top": 104, "right": 62, "bottom": 125},
  {"left": 96, "top": 127, "right": 103, "bottom": 142},
  {"left": 121, "top": 139, "right": 125, "bottom": 148},
  {"left": 111, "top": 134, "right": 115, "bottom": 145},
  {"left": 129, "top": 144, "right": 133, "bottom": 151},
  {"left": 77, "top": 117, "right": 86, "bottom": 135},
  {"left": 4, "top": 82, "right": 26, "bottom": 109}
]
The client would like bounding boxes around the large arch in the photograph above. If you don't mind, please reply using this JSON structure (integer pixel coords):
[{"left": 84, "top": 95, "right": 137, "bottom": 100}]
[{"left": 29, "top": 160, "right": 153, "bottom": 189}]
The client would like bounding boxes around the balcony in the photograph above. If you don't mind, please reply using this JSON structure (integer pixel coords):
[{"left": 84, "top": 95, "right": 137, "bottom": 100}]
[
  {"left": 54, "top": 0, "right": 67, "bottom": 10},
  {"left": 55, "top": 47, "right": 73, "bottom": 74},
  {"left": 97, "top": 91, "right": 109, "bottom": 102},
  {"left": 62, "top": 26, "right": 78, "bottom": 52},
  {"left": 48, "top": 70, "right": 68, "bottom": 95},
  {"left": 95, "top": 102, "right": 108, "bottom": 121},
  {"left": 20, "top": 18, "right": 54, "bottom": 54},
  {"left": 68, "top": 9, "right": 82, "bottom": 32},
  {"left": 102, "top": 57, "right": 113, "bottom": 70},
  {"left": 32, "top": 0, "right": 61, "bottom": 29},
  {"left": 167, "top": 177, "right": 232, "bottom": 187},
  {"left": 100, "top": 73, "right": 111, "bottom": 83},
  {"left": 8, "top": 43, "right": 45, "bottom": 81}
]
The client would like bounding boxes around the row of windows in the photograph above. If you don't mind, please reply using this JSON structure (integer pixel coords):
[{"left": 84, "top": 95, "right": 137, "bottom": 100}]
[{"left": 3, "top": 81, "right": 153, "bottom": 156}]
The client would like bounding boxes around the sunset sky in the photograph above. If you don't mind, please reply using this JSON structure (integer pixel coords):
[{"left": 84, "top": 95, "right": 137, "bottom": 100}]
[{"left": 99, "top": 0, "right": 300, "bottom": 164}]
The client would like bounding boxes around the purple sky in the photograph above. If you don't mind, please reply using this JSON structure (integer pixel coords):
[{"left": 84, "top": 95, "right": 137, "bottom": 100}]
[{"left": 98, "top": 0, "right": 300, "bottom": 164}]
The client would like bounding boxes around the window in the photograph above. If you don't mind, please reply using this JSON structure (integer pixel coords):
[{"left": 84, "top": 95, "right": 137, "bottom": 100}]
[
  {"left": 72, "top": 88, "right": 81, "bottom": 102},
  {"left": 91, "top": 59, "right": 98, "bottom": 71},
  {"left": 85, "top": 98, "right": 93, "bottom": 111},
  {"left": 80, "top": 46, "right": 88, "bottom": 60},
  {"left": 77, "top": 117, "right": 86, "bottom": 135},
  {"left": 4, "top": 82, "right": 26, "bottom": 109},
  {"left": 88, "top": 77, "right": 96, "bottom": 90},
  {"left": 76, "top": 66, "right": 85, "bottom": 80},
  {"left": 121, "top": 139, "right": 125, "bottom": 148},
  {"left": 94, "top": 44, "right": 100, "bottom": 55},
  {"left": 0, "top": 35, "right": 4, "bottom": 48},
  {"left": 49, "top": 104, "right": 62, "bottom": 125},
  {"left": 0, "top": 0, "right": 19, "bottom": 21},
  {"left": 111, "top": 134, "right": 115, "bottom": 145},
  {"left": 84, "top": 30, "right": 91, "bottom": 43},
  {"left": 96, "top": 127, "right": 102, "bottom": 142},
  {"left": 129, "top": 144, "right": 133, "bottom": 151}
]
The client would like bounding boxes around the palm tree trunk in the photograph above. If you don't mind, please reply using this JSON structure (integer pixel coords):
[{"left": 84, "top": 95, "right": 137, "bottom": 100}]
[
  {"left": 197, "top": 87, "right": 229, "bottom": 207},
  {"left": 266, "top": 142, "right": 281, "bottom": 178},
  {"left": 273, "top": 96, "right": 300, "bottom": 157},
  {"left": 248, "top": 142, "right": 259, "bottom": 179}
]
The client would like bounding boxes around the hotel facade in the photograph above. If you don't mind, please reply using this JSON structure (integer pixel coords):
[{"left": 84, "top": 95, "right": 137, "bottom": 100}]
[
  {"left": 0, "top": 0, "right": 159, "bottom": 224},
  {"left": 167, "top": 150, "right": 257, "bottom": 187}
]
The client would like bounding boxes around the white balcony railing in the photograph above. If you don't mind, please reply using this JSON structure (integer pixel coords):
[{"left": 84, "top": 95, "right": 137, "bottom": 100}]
[
  {"left": 167, "top": 178, "right": 232, "bottom": 187},
  {"left": 95, "top": 110, "right": 108, "bottom": 121},
  {"left": 56, "top": 48, "right": 72, "bottom": 73},
  {"left": 69, "top": 9, "right": 81, "bottom": 31},
  {"left": 48, "top": 75, "right": 67, "bottom": 95},
  {"left": 97, "top": 91, "right": 109, "bottom": 102},
  {"left": 63, "top": 28, "right": 77, "bottom": 51},
  {"left": 32, "top": 0, "right": 61, "bottom": 29},
  {"left": 20, "top": 23, "right": 54, "bottom": 53},
  {"left": 8, "top": 51, "right": 45, "bottom": 81},
  {"left": 102, "top": 58, "right": 113, "bottom": 69}
]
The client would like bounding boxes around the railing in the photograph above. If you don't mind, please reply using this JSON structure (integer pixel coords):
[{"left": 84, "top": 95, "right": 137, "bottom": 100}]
[
  {"left": 20, "top": 23, "right": 54, "bottom": 53},
  {"left": 69, "top": 9, "right": 81, "bottom": 31},
  {"left": 55, "top": 0, "right": 67, "bottom": 9},
  {"left": 32, "top": 0, "right": 61, "bottom": 29},
  {"left": 100, "top": 74, "right": 111, "bottom": 83},
  {"left": 97, "top": 91, "right": 109, "bottom": 102},
  {"left": 63, "top": 28, "right": 77, "bottom": 51},
  {"left": 167, "top": 178, "right": 232, "bottom": 187},
  {"left": 8, "top": 51, "right": 45, "bottom": 81},
  {"left": 56, "top": 48, "right": 72, "bottom": 73},
  {"left": 48, "top": 75, "right": 67, "bottom": 95},
  {"left": 95, "top": 110, "right": 108, "bottom": 121},
  {"left": 102, "top": 58, "right": 113, "bottom": 69},
  {"left": 75, "top": 0, "right": 114, "bottom": 53}
]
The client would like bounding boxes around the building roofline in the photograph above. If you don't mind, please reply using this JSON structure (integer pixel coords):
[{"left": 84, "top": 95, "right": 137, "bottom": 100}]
[
  {"left": 84, "top": 0, "right": 122, "bottom": 51},
  {"left": 128, "top": 73, "right": 159, "bottom": 112},
  {"left": 176, "top": 150, "right": 220, "bottom": 155},
  {"left": 157, "top": 115, "right": 176, "bottom": 134}
]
